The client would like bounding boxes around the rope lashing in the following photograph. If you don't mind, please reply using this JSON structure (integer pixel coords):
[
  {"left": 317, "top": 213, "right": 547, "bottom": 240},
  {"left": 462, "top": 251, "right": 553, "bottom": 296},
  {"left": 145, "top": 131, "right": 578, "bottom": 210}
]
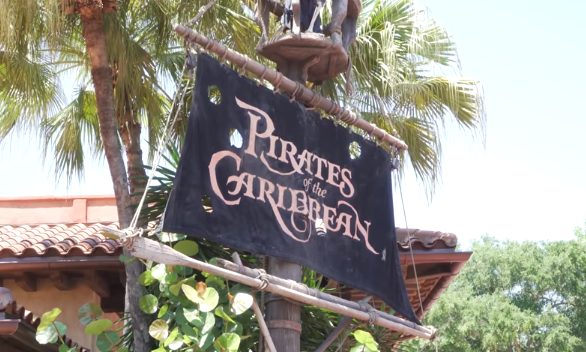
[
  {"left": 255, "top": 269, "right": 271, "bottom": 291},
  {"left": 173, "top": 25, "right": 409, "bottom": 152}
]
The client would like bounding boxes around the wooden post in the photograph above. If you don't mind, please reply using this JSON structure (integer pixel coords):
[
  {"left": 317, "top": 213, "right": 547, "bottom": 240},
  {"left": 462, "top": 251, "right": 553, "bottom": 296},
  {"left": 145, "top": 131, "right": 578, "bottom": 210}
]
[
  {"left": 231, "top": 253, "right": 277, "bottom": 352},
  {"left": 264, "top": 61, "right": 305, "bottom": 352},
  {"left": 173, "top": 25, "right": 408, "bottom": 152}
]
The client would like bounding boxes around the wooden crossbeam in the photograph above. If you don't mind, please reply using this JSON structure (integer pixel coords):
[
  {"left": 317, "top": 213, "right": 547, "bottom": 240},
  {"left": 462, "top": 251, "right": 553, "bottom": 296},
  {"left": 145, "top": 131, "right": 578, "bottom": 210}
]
[{"left": 117, "top": 234, "right": 435, "bottom": 339}]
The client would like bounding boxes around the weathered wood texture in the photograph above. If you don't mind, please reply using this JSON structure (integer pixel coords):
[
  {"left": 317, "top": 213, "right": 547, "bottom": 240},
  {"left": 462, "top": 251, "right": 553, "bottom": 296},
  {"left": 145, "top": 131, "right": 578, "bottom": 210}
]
[
  {"left": 173, "top": 25, "right": 408, "bottom": 153},
  {"left": 122, "top": 236, "right": 436, "bottom": 339}
]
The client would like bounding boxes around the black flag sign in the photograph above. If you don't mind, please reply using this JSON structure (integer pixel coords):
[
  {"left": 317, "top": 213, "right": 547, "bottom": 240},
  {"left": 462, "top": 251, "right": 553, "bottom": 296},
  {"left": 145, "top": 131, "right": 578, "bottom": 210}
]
[{"left": 164, "top": 54, "right": 418, "bottom": 323}]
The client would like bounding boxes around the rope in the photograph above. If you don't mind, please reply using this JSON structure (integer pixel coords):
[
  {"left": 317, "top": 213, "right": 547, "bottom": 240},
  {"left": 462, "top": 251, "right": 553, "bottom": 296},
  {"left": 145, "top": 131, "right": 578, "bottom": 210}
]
[
  {"left": 128, "top": 1, "right": 221, "bottom": 231},
  {"left": 128, "top": 62, "right": 192, "bottom": 230},
  {"left": 255, "top": 269, "right": 270, "bottom": 291},
  {"left": 397, "top": 179, "right": 424, "bottom": 316},
  {"left": 358, "top": 301, "right": 377, "bottom": 326},
  {"left": 187, "top": 0, "right": 220, "bottom": 27}
]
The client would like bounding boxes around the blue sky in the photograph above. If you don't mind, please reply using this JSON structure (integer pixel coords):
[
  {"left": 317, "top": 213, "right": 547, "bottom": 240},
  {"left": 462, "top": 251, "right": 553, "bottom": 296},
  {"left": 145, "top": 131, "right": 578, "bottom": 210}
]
[
  {"left": 396, "top": 0, "right": 586, "bottom": 246},
  {"left": 1, "top": 0, "right": 585, "bottom": 246}
]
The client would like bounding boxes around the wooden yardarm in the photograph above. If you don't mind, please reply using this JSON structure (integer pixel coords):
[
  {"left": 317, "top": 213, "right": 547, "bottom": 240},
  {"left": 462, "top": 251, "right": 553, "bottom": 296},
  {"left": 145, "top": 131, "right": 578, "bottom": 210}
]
[
  {"left": 173, "top": 25, "right": 408, "bottom": 153},
  {"left": 103, "top": 229, "right": 436, "bottom": 340}
]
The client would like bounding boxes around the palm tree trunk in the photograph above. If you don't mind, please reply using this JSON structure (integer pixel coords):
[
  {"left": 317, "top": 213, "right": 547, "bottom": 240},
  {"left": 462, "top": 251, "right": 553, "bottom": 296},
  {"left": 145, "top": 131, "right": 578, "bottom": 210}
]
[
  {"left": 78, "top": 3, "right": 152, "bottom": 351},
  {"left": 120, "top": 115, "right": 147, "bottom": 208}
]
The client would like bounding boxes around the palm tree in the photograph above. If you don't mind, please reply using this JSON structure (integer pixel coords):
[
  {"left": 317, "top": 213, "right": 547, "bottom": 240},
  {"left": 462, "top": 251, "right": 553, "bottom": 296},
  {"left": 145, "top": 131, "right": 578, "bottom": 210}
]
[
  {"left": 1, "top": 1, "right": 260, "bottom": 350},
  {"left": 1, "top": 0, "right": 482, "bottom": 350},
  {"left": 320, "top": 0, "right": 484, "bottom": 190},
  {"left": 0, "top": 1, "right": 154, "bottom": 349}
]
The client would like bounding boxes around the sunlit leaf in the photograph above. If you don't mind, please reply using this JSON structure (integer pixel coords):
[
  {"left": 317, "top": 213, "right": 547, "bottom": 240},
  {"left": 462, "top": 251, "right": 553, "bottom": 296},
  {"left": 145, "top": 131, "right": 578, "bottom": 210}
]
[
  {"left": 198, "top": 332, "right": 214, "bottom": 350},
  {"left": 138, "top": 270, "right": 156, "bottom": 286},
  {"left": 164, "top": 327, "right": 180, "bottom": 347},
  {"left": 230, "top": 292, "right": 253, "bottom": 315},
  {"left": 215, "top": 306, "right": 236, "bottom": 324},
  {"left": 182, "top": 284, "right": 203, "bottom": 304},
  {"left": 353, "top": 330, "right": 379, "bottom": 351},
  {"left": 182, "top": 307, "right": 203, "bottom": 327},
  {"left": 139, "top": 294, "right": 159, "bottom": 314},
  {"left": 158, "top": 304, "right": 169, "bottom": 319},
  {"left": 214, "top": 332, "right": 241, "bottom": 352},
  {"left": 198, "top": 287, "right": 220, "bottom": 312},
  {"left": 84, "top": 319, "right": 113, "bottom": 335},
  {"left": 36, "top": 322, "right": 61, "bottom": 344},
  {"left": 39, "top": 308, "right": 62, "bottom": 328},
  {"left": 173, "top": 240, "right": 199, "bottom": 256},
  {"left": 201, "top": 312, "right": 216, "bottom": 335},
  {"left": 151, "top": 263, "right": 167, "bottom": 281},
  {"left": 149, "top": 319, "right": 169, "bottom": 341}
]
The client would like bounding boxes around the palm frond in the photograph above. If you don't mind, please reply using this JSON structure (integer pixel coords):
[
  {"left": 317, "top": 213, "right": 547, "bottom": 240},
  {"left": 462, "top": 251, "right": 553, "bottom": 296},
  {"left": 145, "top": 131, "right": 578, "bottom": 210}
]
[
  {"left": 41, "top": 86, "right": 101, "bottom": 180},
  {"left": 0, "top": 51, "right": 61, "bottom": 139}
]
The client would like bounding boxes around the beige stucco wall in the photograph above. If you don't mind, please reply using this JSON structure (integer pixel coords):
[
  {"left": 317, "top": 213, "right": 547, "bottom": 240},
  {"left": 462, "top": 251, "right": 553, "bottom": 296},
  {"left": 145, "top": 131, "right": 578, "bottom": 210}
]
[
  {"left": 5, "top": 279, "right": 103, "bottom": 350},
  {"left": 0, "top": 196, "right": 117, "bottom": 225}
]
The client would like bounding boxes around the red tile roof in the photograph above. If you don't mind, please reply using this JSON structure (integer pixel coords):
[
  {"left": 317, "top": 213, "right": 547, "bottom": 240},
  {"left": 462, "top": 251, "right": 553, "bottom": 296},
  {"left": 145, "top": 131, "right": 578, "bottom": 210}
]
[
  {"left": 2, "top": 301, "right": 89, "bottom": 351},
  {"left": 396, "top": 228, "right": 457, "bottom": 250},
  {"left": 0, "top": 223, "right": 121, "bottom": 258},
  {"left": 0, "top": 222, "right": 457, "bottom": 259},
  {"left": 0, "top": 196, "right": 460, "bottom": 256}
]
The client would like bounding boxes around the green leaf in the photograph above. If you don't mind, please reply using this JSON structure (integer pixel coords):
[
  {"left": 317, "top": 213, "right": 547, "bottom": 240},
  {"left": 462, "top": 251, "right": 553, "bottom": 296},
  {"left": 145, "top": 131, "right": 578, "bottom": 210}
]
[
  {"left": 163, "top": 327, "right": 184, "bottom": 351},
  {"left": 181, "top": 284, "right": 202, "bottom": 304},
  {"left": 36, "top": 325, "right": 58, "bottom": 344},
  {"left": 182, "top": 307, "right": 203, "bottom": 327},
  {"left": 139, "top": 294, "right": 159, "bottom": 314},
  {"left": 164, "top": 272, "right": 179, "bottom": 285},
  {"left": 96, "top": 331, "right": 120, "bottom": 352},
  {"left": 215, "top": 306, "right": 236, "bottom": 324},
  {"left": 39, "top": 308, "right": 62, "bottom": 328},
  {"left": 199, "top": 287, "right": 220, "bottom": 312},
  {"left": 84, "top": 319, "right": 113, "bottom": 335},
  {"left": 169, "top": 283, "right": 182, "bottom": 296},
  {"left": 173, "top": 240, "right": 199, "bottom": 256},
  {"left": 78, "top": 303, "right": 103, "bottom": 326},
  {"left": 36, "top": 321, "right": 67, "bottom": 344},
  {"left": 230, "top": 292, "right": 253, "bottom": 315},
  {"left": 226, "top": 321, "right": 243, "bottom": 335},
  {"left": 198, "top": 332, "right": 214, "bottom": 350},
  {"left": 164, "top": 327, "right": 180, "bottom": 347},
  {"left": 149, "top": 319, "right": 169, "bottom": 341},
  {"left": 158, "top": 304, "right": 169, "bottom": 319},
  {"left": 151, "top": 263, "right": 167, "bottom": 281},
  {"left": 353, "top": 330, "right": 375, "bottom": 344},
  {"left": 352, "top": 330, "right": 379, "bottom": 351},
  {"left": 59, "top": 344, "right": 76, "bottom": 352},
  {"left": 205, "top": 275, "right": 226, "bottom": 289},
  {"left": 201, "top": 312, "right": 216, "bottom": 335},
  {"left": 214, "top": 332, "right": 241, "bottom": 352},
  {"left": 138, "top": 270, "right": 156, "bottom": 286},
  {"left": 168, "top": 338, "right": 184, "bottom": 350}
]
